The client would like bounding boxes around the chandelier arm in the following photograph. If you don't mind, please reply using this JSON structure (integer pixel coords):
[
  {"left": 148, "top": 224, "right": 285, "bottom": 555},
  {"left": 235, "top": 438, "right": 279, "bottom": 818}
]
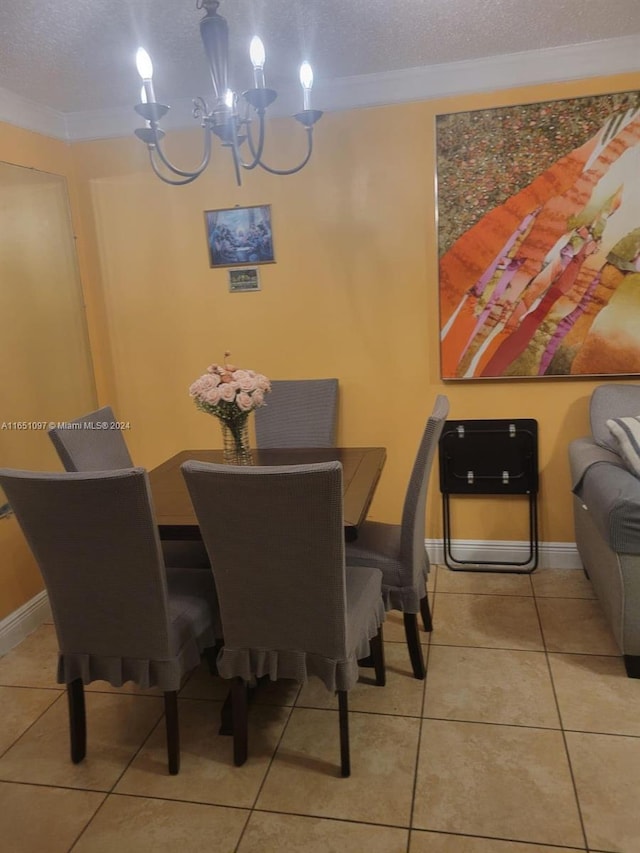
[
  {"left": 151, "top": 126, "right": 213, "bottom": 179},
  {"left": 249, "top": 128, "right": 315, "bottom": 176},
  {"left": 240, "top": 110, "right": 267, "bottom": 170},
  {"left": 230, "top": 138, "right": 243, "bottom": 186},
  {"left": 148, "top": 148, "right": 203, "bottom": 186},
  {"left": 133, "top": 5, "right": 321, "bottom": 184}
]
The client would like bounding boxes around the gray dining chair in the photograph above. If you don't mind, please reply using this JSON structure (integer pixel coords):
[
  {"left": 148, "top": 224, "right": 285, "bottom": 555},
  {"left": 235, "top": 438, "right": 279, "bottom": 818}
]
[
  {"left": 345, "top": 395, "right": 449, "bottom": 679},
  {"left": 181, "top": 459, "right": 386, "bottom": 777},
  {"left": 254, "top": 378, "right": 339, "bottom": 448},
  {"left": 48, "top": 405, "right": 134, "bottom": 471},
  {"left": 0, "top": 466, "right": 221, "bottom": 775},
  {"left": 48, "top": 406, "right": 209, "bottom": 569}
]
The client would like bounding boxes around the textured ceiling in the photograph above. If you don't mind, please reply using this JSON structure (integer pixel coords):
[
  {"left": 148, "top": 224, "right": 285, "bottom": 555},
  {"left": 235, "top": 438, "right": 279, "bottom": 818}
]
[{"left": 1, "top": 0, "right": 640, "bottom": 115}]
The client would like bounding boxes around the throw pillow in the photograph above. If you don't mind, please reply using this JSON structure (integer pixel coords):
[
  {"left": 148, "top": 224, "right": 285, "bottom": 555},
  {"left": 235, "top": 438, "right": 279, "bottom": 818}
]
[{"left": 607, "top": 415, "right": 640, "bottom": 477}]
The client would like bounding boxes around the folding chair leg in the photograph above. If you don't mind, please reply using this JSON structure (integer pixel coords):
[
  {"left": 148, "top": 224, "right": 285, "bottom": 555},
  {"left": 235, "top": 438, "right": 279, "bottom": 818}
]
[
  {"left": 164, "top": 691, "right": 180, "bottom": 775},
  {"left": 420, "top": 594, "right": 433, "bottom": 632},
  {"left": 370, "top": 625, "right": 386, "bottom": 686},
  {"left": 232, "top": 678, "right": 248, "bottom": 766},
  {"left": 67, "top": 678, "right": 86, "bottom": 764},
  {"left": 337, "top": 690, "right": 350, "bottom": 777},
  {"left": 403, "top": 612, "right": 426, "bottom": 679}
]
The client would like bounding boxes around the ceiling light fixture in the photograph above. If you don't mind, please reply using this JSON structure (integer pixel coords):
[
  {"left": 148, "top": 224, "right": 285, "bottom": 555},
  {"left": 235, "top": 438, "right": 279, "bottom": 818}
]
[{"left": 134, "top": 0, "right": 323, "bottom": 186}]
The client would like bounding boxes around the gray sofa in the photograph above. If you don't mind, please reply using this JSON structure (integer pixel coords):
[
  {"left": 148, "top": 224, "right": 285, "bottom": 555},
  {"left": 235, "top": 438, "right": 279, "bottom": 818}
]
[{"left": 569, "top": 383, "right": 640, "bottom": 678}]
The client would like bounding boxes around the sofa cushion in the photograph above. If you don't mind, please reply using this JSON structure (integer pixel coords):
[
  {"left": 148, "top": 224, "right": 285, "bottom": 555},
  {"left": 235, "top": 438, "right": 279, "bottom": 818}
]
[
  {"left": 607, "top": 415, "right": 640, "bottom": 477},
  {"left": 591, "top": 384, "right": 640, "bottom": 452}
]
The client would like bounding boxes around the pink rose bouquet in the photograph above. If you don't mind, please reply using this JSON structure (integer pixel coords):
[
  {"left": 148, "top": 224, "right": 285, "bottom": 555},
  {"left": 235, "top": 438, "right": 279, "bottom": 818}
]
[{"left": 189, "top": 352, "right": 271, "bottom": 429}]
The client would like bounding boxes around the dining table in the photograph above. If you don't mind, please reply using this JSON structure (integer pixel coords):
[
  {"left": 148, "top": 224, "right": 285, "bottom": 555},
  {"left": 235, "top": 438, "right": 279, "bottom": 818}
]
[{"left": 148, "top": 446, "right": 386, "bottom": 543}]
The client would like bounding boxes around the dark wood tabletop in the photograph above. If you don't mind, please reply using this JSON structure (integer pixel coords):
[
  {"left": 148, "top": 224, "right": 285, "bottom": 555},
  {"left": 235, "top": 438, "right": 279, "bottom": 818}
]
[{"left": 148, "top": 447, "right": 386, "bottom": 542}]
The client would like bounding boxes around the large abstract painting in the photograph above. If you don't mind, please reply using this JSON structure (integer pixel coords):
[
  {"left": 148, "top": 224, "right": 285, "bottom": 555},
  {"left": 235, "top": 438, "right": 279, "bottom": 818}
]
[{"left": 437, "top": 91, "right": 640, "bottom": 379}]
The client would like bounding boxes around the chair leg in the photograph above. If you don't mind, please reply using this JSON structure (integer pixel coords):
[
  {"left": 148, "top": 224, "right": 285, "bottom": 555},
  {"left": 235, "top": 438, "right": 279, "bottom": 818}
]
[
  {"left": 420, "top": 594, "right": 433, "bottom": 632},
  {"left": 624, "top": 655, "right": 640, "bottom": 678},
  {"left": 204, "top": 639, "right": 224, "bottom": 675},
  {"left": 66, "top": 678, "right": 86, "bottom": 764},
  {"left": 164, "top": 691, "right": 180, "bottom": 775},
  {"left": 337, "top": 690, "right": 350, "bottom": 778},
  {"left": 232, "top": 677, "right": 248, "bottom": 766},
  {"left": 369, "top": 625, "right": 386, "bottom": 686},
  {"left": 403, "top": 612, "right": 426, "bottom": 679}
]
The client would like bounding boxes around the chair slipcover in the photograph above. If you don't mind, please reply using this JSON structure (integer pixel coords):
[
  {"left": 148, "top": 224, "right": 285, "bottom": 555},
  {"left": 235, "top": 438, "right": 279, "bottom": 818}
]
[
  {"left": 48, "top": 406, "right": 134, "bottom": 471},
  {"left": 182, "top": 460, "right": 384, "bottom": 693},
  {"left": 255, "top": 378, "right": 339, "bottom": 448},
  {"left": 48, "top": 405, "right": 209, "bottom": 569},
  {"left": 344, "top": 395, "right": 448, "bottom": 679},
  {"left": 345, "top": 395, "right": 449, "bottom": 612},
  {"left": 0, "top": 467, "right": 219, "bottom": 689}
]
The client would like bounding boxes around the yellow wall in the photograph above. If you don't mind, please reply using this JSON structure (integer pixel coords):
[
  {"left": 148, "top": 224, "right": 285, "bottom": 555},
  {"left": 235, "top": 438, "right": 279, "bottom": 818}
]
[
  {"left": 3, "top": 70, "right": 640, "bottom": 620},
  {"left": 71, "top": 70, "right": 640, "bottom": 547}
]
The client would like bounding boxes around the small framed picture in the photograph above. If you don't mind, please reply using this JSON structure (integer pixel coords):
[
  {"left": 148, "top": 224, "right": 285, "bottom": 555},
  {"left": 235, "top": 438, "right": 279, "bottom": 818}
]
[
  {"left": 228, "top": 268, "right": 261, "bottom": 293},
  {"left": 204, "top": 204, "right": 274, "bottom": 268}
]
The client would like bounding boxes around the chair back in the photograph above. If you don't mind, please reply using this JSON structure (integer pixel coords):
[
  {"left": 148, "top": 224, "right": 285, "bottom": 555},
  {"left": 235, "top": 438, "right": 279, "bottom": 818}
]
[
  {"left": 400, "top": 395, "right": 450, "bottom": 585},
  {"left": 48, "top": 405, "right": 133, "bottom": 471},
  {"left": 0, "top": 467, "right": 173, "bottom": 665},
  {"left": 255, "top": 379, "right": 338, "bottom": 448},
  {"left": 182, "top": 460, "right": 348, "bottom": 667}
]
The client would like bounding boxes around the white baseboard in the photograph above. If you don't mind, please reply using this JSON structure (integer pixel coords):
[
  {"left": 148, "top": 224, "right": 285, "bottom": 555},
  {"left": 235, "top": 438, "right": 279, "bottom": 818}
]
[
  {"left": 426, "top": 539, "right": 581, "bottom": 571},
  {"left": 0, "top": 590, "right": 51, "bottom": 656}
]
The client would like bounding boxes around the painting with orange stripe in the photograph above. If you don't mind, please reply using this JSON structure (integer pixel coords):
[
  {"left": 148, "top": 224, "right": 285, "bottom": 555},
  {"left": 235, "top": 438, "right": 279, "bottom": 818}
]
[{"left": 437, "top": 91, "right": 640, "bottom": 379}]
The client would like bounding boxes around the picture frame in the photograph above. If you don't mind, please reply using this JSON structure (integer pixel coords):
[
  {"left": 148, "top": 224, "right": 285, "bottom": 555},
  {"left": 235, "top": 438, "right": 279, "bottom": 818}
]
[
  {"left": 436, "top": 90, "right": 640, "bottom": 380},
  {"left": 228, "top": 267, "right": 261, "bottom": 292},
  {"left": 204, "top": 204, "right": 274, "bottom": 268}
]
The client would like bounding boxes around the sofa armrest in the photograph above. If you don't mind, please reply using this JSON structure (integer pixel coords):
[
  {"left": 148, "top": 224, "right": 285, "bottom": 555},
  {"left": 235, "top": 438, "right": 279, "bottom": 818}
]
[
  {"left": 577, "top": 453, "right": 640, "bottom": 554},
  {"left": 568, "top": 436, "right": 626, "bottom": 494}
]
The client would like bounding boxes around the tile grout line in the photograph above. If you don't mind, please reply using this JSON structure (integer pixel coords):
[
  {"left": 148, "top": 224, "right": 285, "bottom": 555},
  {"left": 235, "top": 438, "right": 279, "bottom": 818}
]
[
  {"left": 232, "top": 683, "right": 302, "bottom": 853},
  {"left": 64, "top": 691, "right": 170, "bottom": 850},
  {"left": 411, "top": 826, "right": 590, "bottom": 851},
  {"left": 67, "top": 790, "right": 110, "bottom": 852},
  {"left": 247, "top": 805, "right": 413, "bottom": 832},
  {"left": 531, "top": 574, "right": 591, "bottom": 852},
  {"left": 406, "top": 569, "right": 438, "bottom": 851},
  {"left": 0, "top": 686, "right": 63, "bottom": 762}
]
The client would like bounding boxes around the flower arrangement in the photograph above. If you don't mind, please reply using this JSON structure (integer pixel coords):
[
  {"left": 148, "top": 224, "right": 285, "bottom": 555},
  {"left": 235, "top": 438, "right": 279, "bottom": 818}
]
[
  {"left": 189, "top": 352, "right": 270, "bottom": 463},
  {"left": 189, "top": 353, "right": 271, "bottom": 420}
]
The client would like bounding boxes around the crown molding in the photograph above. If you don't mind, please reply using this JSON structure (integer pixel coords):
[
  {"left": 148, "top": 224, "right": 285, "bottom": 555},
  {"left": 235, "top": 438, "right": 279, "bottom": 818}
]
[
  {"left": 0, "top": 85, "right": 67, "bottom": 139},
  {"left": 314, "top": 32, "right": 640, "bottom": 114},
  {"left": 3, "top": 34, "right": 640, "bottom": 143}
]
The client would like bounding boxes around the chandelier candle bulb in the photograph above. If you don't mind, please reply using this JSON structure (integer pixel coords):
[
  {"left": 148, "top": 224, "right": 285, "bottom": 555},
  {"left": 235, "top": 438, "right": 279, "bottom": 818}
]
[
  {"left": 249, "top": 36, "right": 266, "bottom": 89},
  {"left": 135, "top": 47, "right": 156, "bottom": 104},
  {"left": 299, "top": 61, "right": 313, "bottom": 110}
]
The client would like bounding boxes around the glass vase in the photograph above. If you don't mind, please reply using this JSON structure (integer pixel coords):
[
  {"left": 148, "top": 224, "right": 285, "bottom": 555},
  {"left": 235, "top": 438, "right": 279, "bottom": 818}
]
[{"left": 220, "top": 414, "right": 253, "bottom": 465}]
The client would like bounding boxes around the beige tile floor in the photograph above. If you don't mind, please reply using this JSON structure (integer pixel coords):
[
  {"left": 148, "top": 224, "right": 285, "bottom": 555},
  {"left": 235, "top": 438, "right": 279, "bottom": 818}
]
[{"left": 1, "top": 566, "right": 639, "bottom": 852}]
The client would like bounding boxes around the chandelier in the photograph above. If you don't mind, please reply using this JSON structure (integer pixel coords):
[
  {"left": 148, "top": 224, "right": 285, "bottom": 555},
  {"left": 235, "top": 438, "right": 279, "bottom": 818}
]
[{"left": 134, "top": 0, "right": 323, "bottom": 186}]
